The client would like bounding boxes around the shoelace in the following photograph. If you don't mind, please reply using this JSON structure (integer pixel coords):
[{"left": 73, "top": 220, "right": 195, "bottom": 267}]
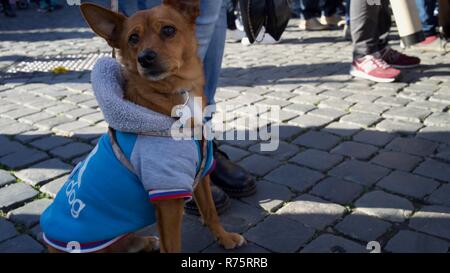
[{"left": 360, "top": 55, "right": 391, "bottom": 72}]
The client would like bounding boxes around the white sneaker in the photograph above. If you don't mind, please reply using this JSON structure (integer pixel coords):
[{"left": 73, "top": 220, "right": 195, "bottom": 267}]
[
  {"left": 299, "top": 18, "right": 328, "bottom": 31},
  {"left": 241, "top": 31, "right": 279, "bottom": 46}
]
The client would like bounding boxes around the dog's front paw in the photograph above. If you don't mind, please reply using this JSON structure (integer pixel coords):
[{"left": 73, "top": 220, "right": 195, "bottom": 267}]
[{"left": 218, "top": 232, "right": 246, "bottom": 250}]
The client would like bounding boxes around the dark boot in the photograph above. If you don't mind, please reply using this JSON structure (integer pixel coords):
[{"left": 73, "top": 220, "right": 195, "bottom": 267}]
[
  {"left": 184, "top": 184, "right": 231, "bottom": 216},
  {"left": 210, "top": 141, "right": 256, "bottom": 198}
]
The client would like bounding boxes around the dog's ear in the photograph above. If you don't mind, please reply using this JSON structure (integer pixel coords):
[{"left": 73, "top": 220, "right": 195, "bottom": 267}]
[
  {"left": 163, "top": 0, "right": 200, "bottom": 24},
  {"left": 80, "top": 3, "right": 126, "bottom": 48}
]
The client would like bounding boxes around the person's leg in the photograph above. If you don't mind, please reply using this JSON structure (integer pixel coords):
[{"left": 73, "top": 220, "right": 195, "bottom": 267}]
[
  {"left": 137, "top": 0, "right": 147, "bottom": 10},
  {"left": 416, "top": 0, "right": 438, "bottom": 37},
  {"left": 377, "top": 0, "right": 392, "bottom": 51},
  {"left": 118, "top": 0, "right": 128, "bottom": 16},
  {"left": 323, "top": 0, "right": 339, "bottom": 17},
  {"left": 350, "top": 0, "right": 384, "bottom": 58},
  {"left": 300, "top": 0, "right": 321, "bottom": 20},
  {"left": 200, "top": 0, "right": 226, "bottom": 104}
]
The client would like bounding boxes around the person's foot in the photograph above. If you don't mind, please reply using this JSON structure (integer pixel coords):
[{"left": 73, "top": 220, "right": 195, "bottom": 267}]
[
  {"left": 350, "top": 53, "right": 401, "bottom": 83},
  {"left": 184, "top": 184, "right": 231, "bottom": 216},
  {"left": 342, "top": 24, "right": 351, "bottom": 41},
  {"left": 411, "top": 35, "right": 448, "bottom": 52},
  {"left": 320, "top": 15, "right": 341, "bottom": 28},
  {"left": 241, "top": 33, "right": 279, "bottom": 46},
  {"left": 210, "top": 142, "right": 257, "bottom": 198},
  {"left": 380, "top": 46, "right": 421, "bottom": 69},
  {"left": 299, "top": 18, "right": 328, "bottom": 31}
]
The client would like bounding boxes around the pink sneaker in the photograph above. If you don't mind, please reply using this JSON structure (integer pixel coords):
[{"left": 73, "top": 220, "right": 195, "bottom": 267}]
[
  {"left": 381, "top": 47, "right": 421, "bottom": 69},
  {"left": 350, "top": 54, "right": 401, "bottom": 83}
]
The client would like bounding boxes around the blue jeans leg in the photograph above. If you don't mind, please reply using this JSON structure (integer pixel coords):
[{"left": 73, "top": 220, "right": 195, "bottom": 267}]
[
  {"left": 416, "top": 0, "right": 438, "bottom": 36},
  {"left": 147, "top": 0, "right": 225, "bottom": 105},
  {"left": 301, "top": 0, "right": 321, "bottom": 20},
  {"left": 137, "top": 0, "right": 147, "bottom": 10}
]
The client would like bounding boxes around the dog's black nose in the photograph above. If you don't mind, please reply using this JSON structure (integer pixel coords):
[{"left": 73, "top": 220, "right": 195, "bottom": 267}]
[{"left": 138, "top": 49, "right": 157, "bottom": 68}]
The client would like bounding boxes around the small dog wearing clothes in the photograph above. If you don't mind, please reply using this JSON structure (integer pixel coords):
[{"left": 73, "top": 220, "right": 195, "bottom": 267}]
[{"left": 39, "top": 0, "right": 245, "bottom": 253}]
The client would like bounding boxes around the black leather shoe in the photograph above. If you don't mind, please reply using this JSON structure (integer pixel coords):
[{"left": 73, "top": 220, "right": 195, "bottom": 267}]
[
  {"left": 210, "top": 142, "right": 257, "bottom": 198},
  {"left": 184, "top": 184, "right": 231, "bottom": 216}
]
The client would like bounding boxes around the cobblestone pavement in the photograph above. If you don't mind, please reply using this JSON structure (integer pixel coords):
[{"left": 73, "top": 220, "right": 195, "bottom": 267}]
[{"left": 1, "top": 1, "right": 450, "bottom": 253}]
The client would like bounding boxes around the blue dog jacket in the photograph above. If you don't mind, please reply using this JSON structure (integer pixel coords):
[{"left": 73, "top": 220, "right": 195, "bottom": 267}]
[{"left": 40, "top": 57, "right": 215, "bottom": 253}]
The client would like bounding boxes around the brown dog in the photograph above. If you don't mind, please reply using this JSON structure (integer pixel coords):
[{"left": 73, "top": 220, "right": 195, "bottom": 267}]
[{"left": 46, "top": 1, "right": 245, "bottom": 253}]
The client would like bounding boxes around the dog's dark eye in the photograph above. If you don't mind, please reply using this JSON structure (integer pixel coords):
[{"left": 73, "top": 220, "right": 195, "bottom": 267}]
[
  {"left": 128, "top": 34, "right": 140, "bottom": 45},
  {"left": 161, "top": 26, "right": 176, "bottom": 38}
]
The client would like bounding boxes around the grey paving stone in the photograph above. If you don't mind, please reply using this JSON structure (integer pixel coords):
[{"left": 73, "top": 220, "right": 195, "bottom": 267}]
[
  {"left": 329, "top": 160, "right": 390, "bottom": 186},
  {"left": 265, "top": 164, "right": 324, "bottom": 192},
  {"left": 29, "top": 135, "right": 73, "bottom": 151},
  {"left": 414, "top": 159, "right": 450, "bottom": 183},
  {"left": 71, "top": 126, "right": 106, "bottom": 141},
  {"left": 277, "top": 194, "right": 346, "bottom": 229},
  {"left": 0, "top": 122, "right": 35, "bottom": 135},
  {"left": 308, "top": 108, "right": 347, "bottom": 120},
  {"left": 13, "top": 129, "right": 51, "bottom": 144},
  {"left": 383, "top": 107, "right": 431, "bottom": 123},
  {"left": 40, "top": 175, "right": 68, "bottom": 198},
  {"left": 418, "top": 126, "right": 450, "bottom": 145},
  {"left": 244, "top": 215, "right": 315, "bottom": 253},
  {"left": 408, "top": 100, "right": 449, "bottom": 112},
  {"left": 375, "top": 96, "right": 411, "bottom": 107},
  {"left": 0, "top": 234, "right": 44, "bottom": 253},
  {"left": 427, "top": 184, "right": 450, "bottom": 207},
  {"left": 322, "top": 122, "right": 361, "bottom": 137},
  {"left": 371, "top": 151, "right": 422, "bottom": 172},
  {"left": 409, "top": 205, "right": 450, "bottom": 240},
  {"left": 50, "top": 142, "right": 92, "bottom": 160},
  {"left": 63, "top": 107, "right": 97, "bottom": 119},
  {"left": 424, "top": 112, "right": 450, "bottom": 127},
  {"left": 290, "top": 149, "right": 343, "bottom": 171},
  {"left": 7, "top": 199, "right": 52, "bottom": 228},
  {"left": 377, "top": 171, "right": 439, "bottom": 199},
  {"left": 241, "top": 180, "right": 294, "bottom": 212},
  {"left": 385, "top": 137, "right": 438, "bottom": 156},
  {"left": 283, "top": 103, "right": 316, "bottom": 114},
  {"left": 34, "top": 116, "right": 73, "bottom": 130},
  {"left": 340, "top": 112, "right": 381, "bottom": 127},
  {"left": 288, "top": 114, "right": 333, "bottom": 128},
  {"left": 385, "top": 230, "right": 449, "bottom": 253},
  {"left": 218, "top": 145, "right": 250, "bottom": 162},
  {"left": 376, "top": 119, "right": 423, "bottom": 134},
  {"left": 53, "top": 120, "right": 91, "bottom": 136},
  {"left": 238, "top": 154, "right": 281, "bottom": 176},
  {"left": 319, "top": 98, "right": 354, "bottom": 111},
  {"left": 0, "top": 218, "right": 18, "bottom": 243},
  {"left": 214, "top": 200, "right": 267, "bottom": 234},
  {"left": 350, "top": 102, "right": 390, "bottom": 115},
  {"left": 335, "top": 212, "right": 391, "bottom": 242},
  {"left": 0, "top": 148, "right": 48, "bottom": 169},
  {"left": 1, "top": 107, "right": 40, "bottom": 119},
  {"left": 331, "top": 141, "right": 378, "bottom": 160},
  {"left": 355, "top": 190, "right": 414, "bottom": 222},
  {"left": 0, "top": 183, "right": 39, "bottom": 211},
  {"left": 14, "top": 158, "right": 71, "bottom": 186},
  {"left": 0, "top": 170, "right": 15, "bottom": 187},
  {"left": 293, "top": 130, "right": 340, "bottom": 151},
  {"left": 248, "top": 141, "right": 300, "bottom": 160},
  {"left": 353, "top": 129, "right": 396, "bottom": 147},
  {"left": 301, "top": 234, "right": 366, "bottom": 253},
  {"left": 311, "top": 177, "right": 363, "bottom": 205}
]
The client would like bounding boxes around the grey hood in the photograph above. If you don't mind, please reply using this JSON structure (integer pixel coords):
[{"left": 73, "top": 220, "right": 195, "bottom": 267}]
[{"left": 91, "top": 57, "right": 176, "bottom": 133}]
